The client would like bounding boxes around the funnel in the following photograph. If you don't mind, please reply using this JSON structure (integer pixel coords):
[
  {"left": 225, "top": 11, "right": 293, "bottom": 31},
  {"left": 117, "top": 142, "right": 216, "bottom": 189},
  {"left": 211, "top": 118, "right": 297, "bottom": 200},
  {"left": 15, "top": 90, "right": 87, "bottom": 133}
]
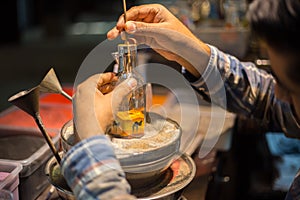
[
  {"left": 39, "top": 68, "right": 72, "bottom": 101},
  {"left": 8, "top": 87, "right": 61, "bottom": 163}
]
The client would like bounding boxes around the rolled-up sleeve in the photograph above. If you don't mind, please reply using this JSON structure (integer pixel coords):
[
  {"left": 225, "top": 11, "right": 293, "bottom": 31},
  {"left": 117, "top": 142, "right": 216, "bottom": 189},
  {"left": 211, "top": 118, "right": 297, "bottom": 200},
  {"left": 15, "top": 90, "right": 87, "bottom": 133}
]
[
  {"left": 61, "top": 135, "right": 136, "bottom": 200},
  {"left": 192, "top": 45, "right": 300, "bottom": 138}
]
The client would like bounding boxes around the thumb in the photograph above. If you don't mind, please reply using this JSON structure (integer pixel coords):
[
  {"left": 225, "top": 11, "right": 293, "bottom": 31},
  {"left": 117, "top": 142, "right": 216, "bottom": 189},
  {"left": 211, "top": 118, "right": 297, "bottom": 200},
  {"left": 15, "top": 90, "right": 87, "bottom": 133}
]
[
  {"left": 125, "top": 21, "right": 138, "bottom": 33},
  {"left": 125, "top": 21, "right": 158, "bottom": 34}
]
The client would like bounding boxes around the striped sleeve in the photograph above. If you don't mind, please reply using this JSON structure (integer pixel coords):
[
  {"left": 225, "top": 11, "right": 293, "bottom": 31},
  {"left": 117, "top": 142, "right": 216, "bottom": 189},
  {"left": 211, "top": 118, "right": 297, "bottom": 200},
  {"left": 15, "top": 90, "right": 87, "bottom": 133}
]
[
  {"left": 61, "top": 135, "right": 136, "bottom": 200},
  {"left": 192, "top": 45, "right": 300, "bottom": 138}
]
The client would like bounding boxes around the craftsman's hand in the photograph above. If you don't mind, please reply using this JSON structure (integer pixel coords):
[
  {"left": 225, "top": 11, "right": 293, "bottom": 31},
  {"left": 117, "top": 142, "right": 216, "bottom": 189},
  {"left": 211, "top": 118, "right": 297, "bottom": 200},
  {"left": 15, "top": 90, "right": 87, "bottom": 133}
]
[
  {"left": 107, "top": 4, "right": 211, "bottom": 77},
  {"left": 73, "top": 73, "right": 137, "bottom": 140}
]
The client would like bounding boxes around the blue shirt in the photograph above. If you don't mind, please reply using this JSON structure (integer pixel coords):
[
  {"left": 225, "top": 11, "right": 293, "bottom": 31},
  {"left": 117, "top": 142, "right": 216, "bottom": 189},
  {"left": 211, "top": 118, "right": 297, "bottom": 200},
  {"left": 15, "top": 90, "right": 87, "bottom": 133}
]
[
  {"left": 61, "top": 46, "right": 300, "bottom": 200},
  {"left": 61, "top": 135, "right": 135, "bottom": 200}
]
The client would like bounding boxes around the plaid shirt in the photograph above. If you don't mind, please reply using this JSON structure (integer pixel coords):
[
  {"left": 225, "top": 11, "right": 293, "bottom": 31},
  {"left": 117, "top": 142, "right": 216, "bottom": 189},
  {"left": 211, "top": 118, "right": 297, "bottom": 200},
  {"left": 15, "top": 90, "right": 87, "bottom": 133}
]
[
  {"left": 193, "top": 45, "right": 300, "bottom": 138},
  {"left": 61, "top": 45, "right": 300, "bottom": 199},
  {"left": 61, "top": 135, "right": 136, "bottom": 200}
]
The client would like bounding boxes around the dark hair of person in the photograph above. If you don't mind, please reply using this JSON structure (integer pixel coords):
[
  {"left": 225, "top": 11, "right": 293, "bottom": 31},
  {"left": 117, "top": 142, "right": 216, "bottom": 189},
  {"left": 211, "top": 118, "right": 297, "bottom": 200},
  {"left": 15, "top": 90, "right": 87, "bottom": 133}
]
[
  {"left": 248, "top": 0, "right": 300, "bottom": 84},
  {"left": 248, "top": 0, "right": 300, "bottom": 52}
]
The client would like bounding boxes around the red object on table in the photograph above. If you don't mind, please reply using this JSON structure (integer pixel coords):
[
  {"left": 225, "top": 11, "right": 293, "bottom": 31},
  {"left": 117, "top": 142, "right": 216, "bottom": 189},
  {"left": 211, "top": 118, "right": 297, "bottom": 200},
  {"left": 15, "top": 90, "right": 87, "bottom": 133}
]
[{"left": 0, "top": 87, "right": 73, "bottom": 137}]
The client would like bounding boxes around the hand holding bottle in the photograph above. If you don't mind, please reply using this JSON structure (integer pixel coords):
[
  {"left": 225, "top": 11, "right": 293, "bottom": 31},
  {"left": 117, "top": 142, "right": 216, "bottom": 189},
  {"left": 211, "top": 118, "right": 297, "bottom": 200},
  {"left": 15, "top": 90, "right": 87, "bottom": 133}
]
[{"left": 73, "top": 72, "right": 137, "bottom": 140}]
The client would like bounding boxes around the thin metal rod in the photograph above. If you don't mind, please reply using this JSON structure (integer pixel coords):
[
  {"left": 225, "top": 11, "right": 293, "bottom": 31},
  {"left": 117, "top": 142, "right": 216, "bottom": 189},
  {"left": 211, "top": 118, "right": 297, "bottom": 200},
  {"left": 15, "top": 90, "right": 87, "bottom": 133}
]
[
  {"left": 61, "top": 90, "right": 72, "bottom": 101},
  {"left": 122, "top": 0, "right": 130, "bottom": 44},
  {"left": 122, "top": 0, "right": 127, "bottom": 23},
  {"left": 35, "top": 114, "right": 61, "bottom": 163}
]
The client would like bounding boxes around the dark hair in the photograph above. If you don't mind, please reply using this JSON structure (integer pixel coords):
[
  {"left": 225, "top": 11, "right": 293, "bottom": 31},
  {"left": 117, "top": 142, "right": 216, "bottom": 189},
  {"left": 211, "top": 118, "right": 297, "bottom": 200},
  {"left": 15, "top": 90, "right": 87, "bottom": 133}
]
[
  {"left": 248, "top": 0, "right": 300, "bottom": 85},
  {"left": 248, "top": 0, "right": 300, "bottom": 52}
]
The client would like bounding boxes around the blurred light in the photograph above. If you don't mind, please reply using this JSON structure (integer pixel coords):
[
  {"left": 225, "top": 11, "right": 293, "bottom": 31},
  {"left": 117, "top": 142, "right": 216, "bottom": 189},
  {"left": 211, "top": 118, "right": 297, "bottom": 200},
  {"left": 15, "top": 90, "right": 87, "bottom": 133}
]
[
  {"left": 71, "top": 22, "right": 88, "bottom": 35},
  {"left": 70, "top": 22, "right": 115, "bottom": 35}
]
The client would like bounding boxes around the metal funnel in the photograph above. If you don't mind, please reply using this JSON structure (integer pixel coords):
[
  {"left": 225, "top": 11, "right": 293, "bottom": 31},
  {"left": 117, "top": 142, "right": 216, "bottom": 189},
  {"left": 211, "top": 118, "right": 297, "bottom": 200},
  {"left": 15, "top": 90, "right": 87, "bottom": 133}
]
[
  {"left": 8, "top": 87, "right": 39, "bottom": 117},
  {"left": 8, "top": 87, "right": 61, "bottom": 163},
  {"left": 39, "top": 68, "right": 72, "bottom": 101}
]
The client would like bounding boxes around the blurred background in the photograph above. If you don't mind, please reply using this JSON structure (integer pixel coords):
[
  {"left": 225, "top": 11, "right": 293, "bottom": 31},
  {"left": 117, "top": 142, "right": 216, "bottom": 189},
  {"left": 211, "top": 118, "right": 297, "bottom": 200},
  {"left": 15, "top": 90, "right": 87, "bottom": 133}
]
[
  {"left": 0, "top": 0, "right": 260, "bottom": 111},
  {"left": 0, "top": 0, "right": 137, "bottom": 111}
]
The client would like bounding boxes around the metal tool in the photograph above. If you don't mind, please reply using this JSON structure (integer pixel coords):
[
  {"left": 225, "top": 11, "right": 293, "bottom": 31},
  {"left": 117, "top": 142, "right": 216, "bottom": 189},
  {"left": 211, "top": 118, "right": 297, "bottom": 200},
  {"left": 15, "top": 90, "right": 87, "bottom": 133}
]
[
  {"left": 8, "top": 87, "right": 61, "bottom": 164},
  {"left": 122, "top": 0, "right": 127, "bottom": 23},
  {"left": 39, "top": 68, "right": 72, "bottom": 101},
  {"left": 121, "top": 0, "right": 130, "bottom": 42}
]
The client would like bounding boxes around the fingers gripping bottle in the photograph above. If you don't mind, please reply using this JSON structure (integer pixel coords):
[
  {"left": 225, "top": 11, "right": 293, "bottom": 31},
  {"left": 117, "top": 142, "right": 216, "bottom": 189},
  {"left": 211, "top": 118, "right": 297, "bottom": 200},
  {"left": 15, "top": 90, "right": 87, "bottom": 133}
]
[{"left": 110, "top": 42, "right": 146, "bottom": 138}]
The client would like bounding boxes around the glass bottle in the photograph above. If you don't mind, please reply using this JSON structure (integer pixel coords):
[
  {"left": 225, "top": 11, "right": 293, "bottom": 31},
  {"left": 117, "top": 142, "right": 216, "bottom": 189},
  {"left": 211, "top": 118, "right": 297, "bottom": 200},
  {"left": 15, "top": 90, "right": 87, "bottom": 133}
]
[{"left": 110, "top": 43, "right": 146, "bottom": 138}]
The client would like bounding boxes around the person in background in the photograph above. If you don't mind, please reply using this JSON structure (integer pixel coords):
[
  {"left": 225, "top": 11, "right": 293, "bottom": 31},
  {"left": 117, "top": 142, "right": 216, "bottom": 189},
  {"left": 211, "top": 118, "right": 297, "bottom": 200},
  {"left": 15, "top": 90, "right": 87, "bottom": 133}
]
[{"left": 62, "top": 0, "right": 300, "bottom": 199}]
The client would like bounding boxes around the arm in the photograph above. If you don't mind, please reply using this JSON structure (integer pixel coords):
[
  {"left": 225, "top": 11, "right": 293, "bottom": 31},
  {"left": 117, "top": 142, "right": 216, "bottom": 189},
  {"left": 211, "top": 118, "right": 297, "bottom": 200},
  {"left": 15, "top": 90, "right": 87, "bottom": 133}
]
[
  {"left": 61, "top": 73, "right": 137, "bottom": 200},
  {"left": 61, "top": 136, "right": 136, "bottom": 200},
  {"left": 194, "top": 45, "right": 300, "bottom": 138},
  {"left": 108, "top": 4, "right": 300, "bottom": 138}
]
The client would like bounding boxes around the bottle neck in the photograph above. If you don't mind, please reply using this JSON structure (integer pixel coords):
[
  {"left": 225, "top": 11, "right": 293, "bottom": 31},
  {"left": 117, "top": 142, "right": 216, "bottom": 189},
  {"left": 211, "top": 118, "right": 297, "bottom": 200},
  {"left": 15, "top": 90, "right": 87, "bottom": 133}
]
[{"left": 118, "top": 43, "right": 137, "bottom": 75}]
